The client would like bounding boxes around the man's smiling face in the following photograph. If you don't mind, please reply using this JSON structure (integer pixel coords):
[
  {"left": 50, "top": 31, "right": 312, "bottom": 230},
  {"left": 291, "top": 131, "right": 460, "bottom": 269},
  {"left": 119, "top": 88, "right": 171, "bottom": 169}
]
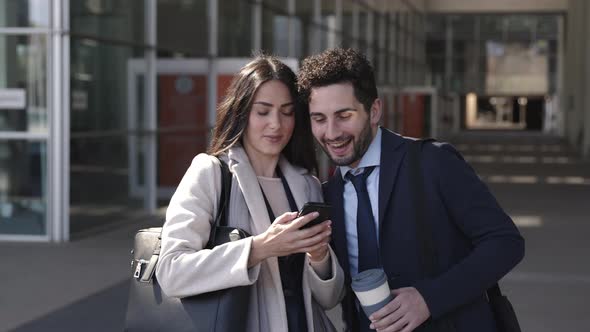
[{"left": 308, "top": 82, "right": 381, "bottom": 168}]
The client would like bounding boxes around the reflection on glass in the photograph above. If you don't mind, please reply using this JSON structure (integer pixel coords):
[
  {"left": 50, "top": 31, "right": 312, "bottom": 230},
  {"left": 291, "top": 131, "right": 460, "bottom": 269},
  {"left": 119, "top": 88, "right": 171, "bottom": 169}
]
[
  {"left": 426, "top": 14, "right": 560, "bottom": 95},
  {"left": 320, "top": 0, "right": 338, "bottom": 49},
  {"left": 262, "top": 4, "right": 289, "bottom": 56},
  {"left": 0, "top": 0, "right": 50, "bottom": 27},
  {"left": 69, "top": 135, "right": 144, "bottom": 234},
  {"left": 70, "top": 0, "right": 145, "bottom": 43},
  {"left": 70, "top": 39, "right": 146, "bottom": 234},
  {"left": 294, "top": 0, "right": 314, "bottom": 58},
  {"left": 70, "top": 39, "right": 145, "bottom": 132},
  {"left": 0, "top": 140, "right": 46, "bottom": 235},
  {"left": 218, "top": 0, "right": 253, "bottom": 56},
  {"left": 157, "top": 0, "right": 208, "bottom": 57},
  {"left": 0, "top": 34, "right": 47, "bottom": 133},
  {"left": 358, "top": 6, "right": 368, "bottom": 43},
  {"left": 341, "top": 11, "right": 354, "bottom": 48},
  {"left": 263, "top": 0, "right": 286, "bottom": 10}
]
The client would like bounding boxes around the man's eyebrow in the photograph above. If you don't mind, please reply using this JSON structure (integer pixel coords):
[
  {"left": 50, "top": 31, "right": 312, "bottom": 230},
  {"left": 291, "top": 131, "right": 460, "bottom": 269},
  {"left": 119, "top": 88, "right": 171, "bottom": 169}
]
[
  {"left": 252, "top": 101, "right": 295, "bottom": 107},
  {"left": 334, "top": 108, "right": 356, "bottom": 114},
  {"left": 310, "top": 108, "right": 356, "bottom": 116}
]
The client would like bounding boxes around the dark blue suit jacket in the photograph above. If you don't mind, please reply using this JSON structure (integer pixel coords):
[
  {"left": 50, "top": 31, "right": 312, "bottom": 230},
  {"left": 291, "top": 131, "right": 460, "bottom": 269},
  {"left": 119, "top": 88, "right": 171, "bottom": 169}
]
[{"left": 324, "top": 128, "right": 525, "bottom": 332}]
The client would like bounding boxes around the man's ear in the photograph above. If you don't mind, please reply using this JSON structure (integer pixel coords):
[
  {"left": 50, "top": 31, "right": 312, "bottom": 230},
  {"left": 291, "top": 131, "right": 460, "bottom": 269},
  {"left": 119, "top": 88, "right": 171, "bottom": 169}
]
[{"left": 370, "top": 98, "right": 382, "bottom": 126}]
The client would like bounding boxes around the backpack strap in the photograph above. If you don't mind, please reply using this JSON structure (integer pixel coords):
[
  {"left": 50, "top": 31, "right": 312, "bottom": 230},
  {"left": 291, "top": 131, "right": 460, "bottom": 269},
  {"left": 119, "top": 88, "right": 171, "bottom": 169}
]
[{"left": 408, "top": 138, "right": 439, "bottom": 279}]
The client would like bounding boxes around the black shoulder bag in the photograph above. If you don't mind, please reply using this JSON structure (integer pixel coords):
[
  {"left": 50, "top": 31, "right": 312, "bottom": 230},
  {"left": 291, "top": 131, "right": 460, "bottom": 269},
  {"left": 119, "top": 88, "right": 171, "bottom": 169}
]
[
  {"left": 408, "top": 139, "right": 521, "bottom": 332},
  {"left": 124, "top": 157, "right": 251, "bottom": 332}
]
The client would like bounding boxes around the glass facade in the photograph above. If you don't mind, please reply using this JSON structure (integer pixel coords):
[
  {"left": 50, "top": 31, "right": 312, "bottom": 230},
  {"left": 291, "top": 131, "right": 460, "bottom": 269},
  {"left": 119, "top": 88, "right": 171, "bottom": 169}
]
[
  {"left": 0, "top": 1, "right": 50, "bottom": 238},
  {"left": 0, "top": 0, "right": 50, "bottom": 27},
  {"left": 0, "top": 34, "right": 47, "bottom": 132},
  {"left": 157, "top": 0, "right": 208, "bottom": 57},
  {"left": 69, "top": 2, "right": 150, "bottom": 235},
  {"left": 0, "top": 140, "right": 46, "bottom": 235},
  {"left": 425, "top": 13, "right": 562, "bottom": 131},
  {"left": 262, "top": 0, "right": 290, "bottom": 56},
  {"left": 426, "top": 14, "right": 561, "bottom": 95},
  {"left": 219, "top": 0, "right": 253, "bottom": 56},
  {"left": 0, "top": 0, "right": 429, "bottom": 241}
]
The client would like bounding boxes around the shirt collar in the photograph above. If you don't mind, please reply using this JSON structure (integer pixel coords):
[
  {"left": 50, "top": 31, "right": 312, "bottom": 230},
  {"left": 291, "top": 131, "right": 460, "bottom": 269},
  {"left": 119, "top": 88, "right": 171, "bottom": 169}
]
[{"left": 339, "top": 127, "right": 382, "bottom": 179}]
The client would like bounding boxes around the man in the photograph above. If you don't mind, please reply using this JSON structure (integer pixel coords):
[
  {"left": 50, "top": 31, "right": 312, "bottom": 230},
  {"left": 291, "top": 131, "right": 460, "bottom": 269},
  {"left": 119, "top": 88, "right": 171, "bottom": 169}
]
[{"left": 297, "top": 48, "right": 524, "bottom": 332}]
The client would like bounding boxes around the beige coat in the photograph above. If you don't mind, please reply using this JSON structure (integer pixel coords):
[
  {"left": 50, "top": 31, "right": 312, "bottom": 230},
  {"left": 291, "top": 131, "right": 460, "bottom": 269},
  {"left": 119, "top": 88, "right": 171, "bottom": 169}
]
[{"left": 156, "top": 146, "right": 345, "bottom": 332}]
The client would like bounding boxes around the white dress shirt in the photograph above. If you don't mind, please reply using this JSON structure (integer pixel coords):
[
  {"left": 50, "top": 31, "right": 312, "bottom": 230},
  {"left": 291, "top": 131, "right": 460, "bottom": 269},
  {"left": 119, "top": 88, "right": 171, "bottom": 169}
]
[{"left": 339, "top": 127, "right": 382, "bottom": 277}]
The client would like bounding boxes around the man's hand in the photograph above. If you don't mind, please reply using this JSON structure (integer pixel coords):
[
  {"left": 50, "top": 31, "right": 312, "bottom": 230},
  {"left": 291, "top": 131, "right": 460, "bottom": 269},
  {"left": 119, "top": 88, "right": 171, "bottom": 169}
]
[{"left": 368, "top": 287, "right": 430, "bottom": 332}]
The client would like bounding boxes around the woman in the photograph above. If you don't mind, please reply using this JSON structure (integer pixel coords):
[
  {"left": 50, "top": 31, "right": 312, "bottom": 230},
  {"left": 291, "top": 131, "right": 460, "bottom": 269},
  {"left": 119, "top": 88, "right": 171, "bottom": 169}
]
[{"left": 156, "top": 55, "right": 345, "bottom": 332}]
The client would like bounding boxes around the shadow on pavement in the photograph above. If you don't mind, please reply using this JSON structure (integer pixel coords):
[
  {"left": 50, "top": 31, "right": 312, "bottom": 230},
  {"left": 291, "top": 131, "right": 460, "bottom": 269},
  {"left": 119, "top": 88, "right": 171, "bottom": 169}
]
[{"left": 10, "top": 280, "right": 131, "bottom": 332}]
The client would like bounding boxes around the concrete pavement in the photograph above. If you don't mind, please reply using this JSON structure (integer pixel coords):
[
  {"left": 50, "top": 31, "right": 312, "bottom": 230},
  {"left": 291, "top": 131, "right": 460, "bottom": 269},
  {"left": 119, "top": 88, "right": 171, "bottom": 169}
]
[{"left": 1, "top": 212, "right": 163, "bottom": 332}]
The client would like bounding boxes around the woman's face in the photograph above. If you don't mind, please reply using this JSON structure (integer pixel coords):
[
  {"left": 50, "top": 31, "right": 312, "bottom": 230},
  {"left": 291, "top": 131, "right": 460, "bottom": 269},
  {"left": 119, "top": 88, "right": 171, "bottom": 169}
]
[{"left": 243, "top": 80, "right": 295, "bottom": 160}]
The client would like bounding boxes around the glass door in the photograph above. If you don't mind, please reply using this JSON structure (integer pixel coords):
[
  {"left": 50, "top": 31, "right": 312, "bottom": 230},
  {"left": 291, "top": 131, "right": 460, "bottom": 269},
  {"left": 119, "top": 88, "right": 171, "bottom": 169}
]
[{"left": 0, "top": 1, "right": 51, "bottom": 239}]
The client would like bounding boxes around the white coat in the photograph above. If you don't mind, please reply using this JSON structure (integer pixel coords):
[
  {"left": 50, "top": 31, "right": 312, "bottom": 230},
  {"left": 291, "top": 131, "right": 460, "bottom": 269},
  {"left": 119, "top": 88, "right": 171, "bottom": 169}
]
[{"left": 156, "top": 146, "right": 345, "bottom": 331}]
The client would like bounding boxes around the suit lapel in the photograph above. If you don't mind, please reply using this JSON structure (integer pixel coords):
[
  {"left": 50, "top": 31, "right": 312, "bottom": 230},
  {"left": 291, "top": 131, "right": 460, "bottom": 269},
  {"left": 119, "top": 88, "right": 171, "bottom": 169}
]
[
  {"left": 326, "top": 129, "right": 407, "bottom": 280},
  {"left": 378, "top": 129, "right": 407, "bottom": 234},
  {"left": 325, "top": 170, "right": 351, "bottom": 279}
]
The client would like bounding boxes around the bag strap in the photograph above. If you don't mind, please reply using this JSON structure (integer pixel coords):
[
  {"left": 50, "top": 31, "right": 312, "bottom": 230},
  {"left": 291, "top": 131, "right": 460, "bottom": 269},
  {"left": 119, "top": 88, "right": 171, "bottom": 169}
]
[
  {"left": 409, "top": 139, "right": 458, "bottom": 332},
  {"left": 408, "top": 140, "right": 505, "bottom": 305},
  {"left": 138, "top": 156, "right": 231, "bottom": 283},
  {"left": 207, "top": 156, "right": 233, "bottom": 246},
  {"left": 408, "top": 139, "right": 439, "bottom": 278},
  {"left": 153, "top": 156, "right": 231, "bottom": 255}
]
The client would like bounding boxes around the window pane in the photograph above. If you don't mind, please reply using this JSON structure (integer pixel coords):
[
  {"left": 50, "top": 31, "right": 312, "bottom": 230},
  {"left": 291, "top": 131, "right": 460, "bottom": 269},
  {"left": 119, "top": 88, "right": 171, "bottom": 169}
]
[
  {"left": 219, "top": 0, "right": 253, "bottom": 56},
  {"left": 0, "top": 140, "right": 47, "bottom": 235},
  {"left": 320, "top": 0, "right": 338, "bottom": 49},
  {"left": 264, "top": 0, "right": 286, "bottom": 10},
  {"left": 262, "top": 1, "right": 289, "bottom": 56},
  {"left": 70, "top": 0, "right": 145, "bottom": 44},
  {"left": 158, "top": 0, "right": 208, "bottom": 57},
  {"left": 70, "top": 39, "right": 145, "bottom": 132},
  {"left": 70, "top": 40, "right": 147, "bottom": 234},
  {"left": 341, "top": 4, "right": 354, "bottom": 48},
  {"left": 69, "top": 134, "right": 146, "bottom": 234},
  {"left": 294, "top": 0, "right": 314, "bottom": 57},
  {"left": 0, "top": 34, "right": 47, "bottom": 133},
  {"left": 358, "top": 6, "right": 368, "bottom": 44},
  {"left": 0, "top": 0, "right": 50, "bottom": 27}
]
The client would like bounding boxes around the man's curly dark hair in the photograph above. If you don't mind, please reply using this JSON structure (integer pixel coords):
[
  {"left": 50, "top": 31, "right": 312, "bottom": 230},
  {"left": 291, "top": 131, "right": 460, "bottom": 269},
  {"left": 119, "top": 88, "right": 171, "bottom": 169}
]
[{"left": 297, "top": 48, "right": 378, "bottom": 113}]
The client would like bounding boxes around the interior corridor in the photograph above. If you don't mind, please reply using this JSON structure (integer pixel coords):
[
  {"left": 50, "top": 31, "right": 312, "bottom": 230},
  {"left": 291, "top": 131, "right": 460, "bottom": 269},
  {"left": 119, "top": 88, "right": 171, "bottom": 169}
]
[{"left": 449, "top": 131, "right": 590, "bottom": 332}]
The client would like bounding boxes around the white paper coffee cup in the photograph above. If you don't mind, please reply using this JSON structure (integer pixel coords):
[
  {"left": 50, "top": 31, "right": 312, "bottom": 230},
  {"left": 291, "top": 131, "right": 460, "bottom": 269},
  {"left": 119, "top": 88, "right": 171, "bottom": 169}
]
[{"left": 351, "top": 268, "right": 393, "bottom": 317}]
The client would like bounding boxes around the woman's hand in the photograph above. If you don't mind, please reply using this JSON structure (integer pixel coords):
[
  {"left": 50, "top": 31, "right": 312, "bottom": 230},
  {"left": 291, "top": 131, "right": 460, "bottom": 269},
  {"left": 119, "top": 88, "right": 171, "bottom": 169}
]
[
  {"left": 248, "top": 211, "right": 332, "bottom": 267},
  {"left": 308, "top": 237, "right": 330, "bottom": 262}
]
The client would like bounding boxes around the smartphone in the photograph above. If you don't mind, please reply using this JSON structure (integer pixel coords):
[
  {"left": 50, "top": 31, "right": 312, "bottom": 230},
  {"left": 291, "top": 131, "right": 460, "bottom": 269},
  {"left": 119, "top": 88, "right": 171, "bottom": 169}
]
[{"left": 297, "top": 202, "right": 331, "bottom": 229}]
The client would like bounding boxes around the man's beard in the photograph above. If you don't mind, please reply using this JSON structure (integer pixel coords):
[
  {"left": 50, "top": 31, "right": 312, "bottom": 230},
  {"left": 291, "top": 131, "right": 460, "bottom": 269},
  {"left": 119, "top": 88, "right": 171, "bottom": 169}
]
[{"left": 321, "top": 119, "right": 374, "bottom": 167}]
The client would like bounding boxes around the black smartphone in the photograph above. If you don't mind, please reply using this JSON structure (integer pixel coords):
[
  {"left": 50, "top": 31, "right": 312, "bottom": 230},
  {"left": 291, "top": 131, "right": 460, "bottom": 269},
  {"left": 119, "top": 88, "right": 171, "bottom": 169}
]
[{"left": 297, "top": 202, "right": 331, "bottom": 229}]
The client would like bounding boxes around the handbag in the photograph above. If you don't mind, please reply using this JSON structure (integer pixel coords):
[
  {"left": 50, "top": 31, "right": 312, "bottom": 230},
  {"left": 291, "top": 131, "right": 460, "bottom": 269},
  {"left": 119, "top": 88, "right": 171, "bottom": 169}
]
[
  {"left": 408, "top": 139, "right": 522, "bottom": 332},
  {"left": 124, "top": 157, "right": 252, "bottom": 332}
]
